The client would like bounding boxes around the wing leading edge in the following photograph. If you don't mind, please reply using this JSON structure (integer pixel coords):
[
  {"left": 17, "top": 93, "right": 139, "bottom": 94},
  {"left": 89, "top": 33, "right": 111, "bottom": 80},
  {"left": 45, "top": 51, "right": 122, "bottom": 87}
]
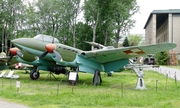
[{"left": 80, "top": 43, "right": 176, "bottom": 64}]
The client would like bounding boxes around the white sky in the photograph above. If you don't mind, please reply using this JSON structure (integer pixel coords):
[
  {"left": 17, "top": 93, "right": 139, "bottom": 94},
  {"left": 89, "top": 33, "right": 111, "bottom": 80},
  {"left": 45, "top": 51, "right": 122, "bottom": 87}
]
[{"left": 130, "top": 0, "right": 180, "bottom": 34}]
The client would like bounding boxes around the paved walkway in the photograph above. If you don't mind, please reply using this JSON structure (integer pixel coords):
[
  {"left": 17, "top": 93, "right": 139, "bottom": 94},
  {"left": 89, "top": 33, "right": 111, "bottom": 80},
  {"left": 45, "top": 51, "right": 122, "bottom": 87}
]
[
  {"left": 147, "top": 66, "right": 180, "bottom": 80},
  {"left": 0, "top": 99, "right": 28, "bottom": 108}
]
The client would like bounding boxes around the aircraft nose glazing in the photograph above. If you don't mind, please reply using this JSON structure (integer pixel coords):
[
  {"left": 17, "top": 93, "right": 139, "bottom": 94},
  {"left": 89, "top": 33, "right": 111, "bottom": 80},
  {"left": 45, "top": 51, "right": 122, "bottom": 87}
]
[
  {"left": 11, "top": 38, "right": 31, "bottom": 47},
  {"left": 11, "top": 39, "right": 22, "bottom": 44},
  {"left": 11, "top": 39, "right": 18, "bottom": 43}
]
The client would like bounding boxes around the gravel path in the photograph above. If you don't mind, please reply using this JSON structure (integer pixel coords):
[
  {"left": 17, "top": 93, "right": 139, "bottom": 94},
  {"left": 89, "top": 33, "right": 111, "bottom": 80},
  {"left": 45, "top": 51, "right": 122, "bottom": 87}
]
[
  {"left": 0, "top": 99, "right": 29, "bottom": 108},
  {"left": 147, "top": 66, "right": 180, "bottom": 80}
]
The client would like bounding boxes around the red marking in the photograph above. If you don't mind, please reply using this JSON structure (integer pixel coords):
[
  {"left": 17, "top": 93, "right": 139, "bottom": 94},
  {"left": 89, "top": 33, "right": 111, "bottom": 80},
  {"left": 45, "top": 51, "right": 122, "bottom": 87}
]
[
  {"left": 45, "top": 44, "right": 56, "bottom": 53},
  {"left": 123, "top": 48, "right": 145, "bottom": 55},
  {"left": 123, "top": 50, "right": 133, "bottom": 54},
  {"left": 15, "top": 63, "right": 22, "bottom": 69},
  {"left": 136, "top": 51, "right": 145, "bottom": 54}
]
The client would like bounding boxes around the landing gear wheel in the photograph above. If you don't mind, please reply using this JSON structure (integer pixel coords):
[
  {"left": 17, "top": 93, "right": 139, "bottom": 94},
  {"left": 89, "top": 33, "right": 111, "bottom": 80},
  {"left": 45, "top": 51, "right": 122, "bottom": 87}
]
[
  {"left": 93, "top": 70, "right": 102, "bottom": 86},
  {"left": 68, "top": 72, "right": 79, "bottom": 85},
  {"left": 30, "top": 69, "right": 40, "bottom": 80}
]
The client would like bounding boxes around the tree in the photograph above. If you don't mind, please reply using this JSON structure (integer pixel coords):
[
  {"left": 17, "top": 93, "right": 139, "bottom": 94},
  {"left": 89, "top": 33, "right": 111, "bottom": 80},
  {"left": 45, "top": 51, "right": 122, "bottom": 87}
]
[
  {"left": 97, "top": 0, "right": 114, "bottom": 46},
  {"left": 67, "top": 0, "right": 82, "bottom": 48},
  {"left": 106, "top": 0, "right": 139, "bottom": 48},
  {"left": 75, "top": 22, "right": 92, "bottom": 50},
  {"left": 156, "top": 51, "right": 169, "bottom": 65},
  {"left": 84, "top": 0, "right": 100, "bottom": 50},
  {"left": 83, "top": 0, "right": 139, "bottom": 48},
  {"left": 0, "top": 0, "right": 26, "bottom": 54},
  {"left": 128, "top": 34, "right": 142, "bottom": 46},
  {"left": 122, "top": 37, "right": 129, "bottom": 47},
  {"left": 24, "top": 0, "right": 82, "bottom": 47}
]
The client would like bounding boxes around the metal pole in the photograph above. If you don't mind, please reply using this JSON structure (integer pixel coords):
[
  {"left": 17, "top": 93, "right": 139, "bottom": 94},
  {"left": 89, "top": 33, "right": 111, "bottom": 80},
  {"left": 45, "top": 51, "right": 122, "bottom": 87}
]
[
  {"left": 175, "top": 72, "right": 177, "bottom": 86},
  {"left": 156, "top": 80, "right": 158, "bottom": 93},
  {"left": 166, "top": 73, "right": 168, "bottom": 90},
  {"left": 121, "top": 83, "right": 123, "bottom": 98}
]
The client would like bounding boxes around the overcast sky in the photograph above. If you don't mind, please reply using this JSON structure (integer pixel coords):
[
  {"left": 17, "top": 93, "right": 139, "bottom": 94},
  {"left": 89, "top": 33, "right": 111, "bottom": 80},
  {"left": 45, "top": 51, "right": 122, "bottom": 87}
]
[{"left": 130, "top": 0, "right": 180, "bottom": 34}]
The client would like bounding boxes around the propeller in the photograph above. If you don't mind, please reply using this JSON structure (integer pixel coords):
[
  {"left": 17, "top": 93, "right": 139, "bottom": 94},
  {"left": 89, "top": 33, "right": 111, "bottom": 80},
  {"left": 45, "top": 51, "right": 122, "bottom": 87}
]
[
  {"left": 7, "top": 48, "right": 23, "bottom": 65},
  {"left": 39, "top": 27, "right": 62, "bottom": 62},
  {"left": 38, "top": 43, "right": 62, "bottom": 62}
]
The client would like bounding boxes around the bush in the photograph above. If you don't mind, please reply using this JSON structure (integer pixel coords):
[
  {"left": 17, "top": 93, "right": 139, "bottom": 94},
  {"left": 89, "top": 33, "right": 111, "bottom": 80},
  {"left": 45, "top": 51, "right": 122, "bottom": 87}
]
[{"left": 156, "top": 51, "right": 169, "bottom": 65}]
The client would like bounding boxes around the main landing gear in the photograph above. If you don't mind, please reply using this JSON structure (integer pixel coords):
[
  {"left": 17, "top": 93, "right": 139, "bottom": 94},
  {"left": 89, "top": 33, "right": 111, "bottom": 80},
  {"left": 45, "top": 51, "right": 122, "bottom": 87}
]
[
  {"left": 29, "top": 66, "right": 103, "bottom": 86},
  {"left": 68, "top": 69, "right": 102, "bottom": 86},
  {"left": 93, "top": 70, "right": 102, "bottom": 86},
  {"left": 30, "top": 67, "right": 40, "bottom": 80}
]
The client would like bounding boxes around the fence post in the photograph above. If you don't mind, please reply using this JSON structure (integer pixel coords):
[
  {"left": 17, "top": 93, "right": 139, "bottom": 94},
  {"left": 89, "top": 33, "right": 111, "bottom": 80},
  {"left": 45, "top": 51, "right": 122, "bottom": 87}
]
[
  {"left": 156, "top": 80, "right": 158, "bottom": 93},
  {"left": 121, "top": 83, "right": 124, "bottom": 98},
  {"left": 174, "top": 72, "right": 177, "bottom": 86},
  {"left": 166, "top": 73, "right": 168, "bottom": 90}
]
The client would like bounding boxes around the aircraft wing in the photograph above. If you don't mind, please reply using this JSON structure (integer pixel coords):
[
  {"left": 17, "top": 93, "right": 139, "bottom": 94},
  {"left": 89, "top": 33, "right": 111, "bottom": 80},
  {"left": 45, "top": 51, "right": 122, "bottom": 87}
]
[{"left": 81, "top": 43, "right": 176, "bottom": 63}]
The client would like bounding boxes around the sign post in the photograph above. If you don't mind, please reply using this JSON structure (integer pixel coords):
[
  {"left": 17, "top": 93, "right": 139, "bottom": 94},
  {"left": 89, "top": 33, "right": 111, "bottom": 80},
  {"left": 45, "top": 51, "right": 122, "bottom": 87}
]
[
  {"left": 68, "top": 72, "right": 77, "bottom": 94},
  {"left": 16, "top": 81, "right": 20, "bottom": 93}
]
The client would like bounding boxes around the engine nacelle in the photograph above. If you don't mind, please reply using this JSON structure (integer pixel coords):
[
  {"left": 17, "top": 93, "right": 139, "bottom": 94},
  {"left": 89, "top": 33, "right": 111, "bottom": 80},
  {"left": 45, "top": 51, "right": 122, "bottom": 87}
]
[{"left": 47, "top": 67, "right": 66, "bottom": 75}]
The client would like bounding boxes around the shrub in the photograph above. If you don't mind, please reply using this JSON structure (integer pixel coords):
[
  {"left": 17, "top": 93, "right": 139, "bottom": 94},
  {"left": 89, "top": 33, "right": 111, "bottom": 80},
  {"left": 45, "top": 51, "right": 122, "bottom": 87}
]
[{"left": 156, "top": 51, "right": 169, "bottom": 65}]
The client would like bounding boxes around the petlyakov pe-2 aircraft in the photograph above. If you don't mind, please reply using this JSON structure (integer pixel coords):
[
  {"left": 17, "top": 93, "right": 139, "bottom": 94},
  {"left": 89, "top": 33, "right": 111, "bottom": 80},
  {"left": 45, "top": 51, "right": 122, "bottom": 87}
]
[{"left": 8, "top": 34, "right": 176, "bottom": 86}]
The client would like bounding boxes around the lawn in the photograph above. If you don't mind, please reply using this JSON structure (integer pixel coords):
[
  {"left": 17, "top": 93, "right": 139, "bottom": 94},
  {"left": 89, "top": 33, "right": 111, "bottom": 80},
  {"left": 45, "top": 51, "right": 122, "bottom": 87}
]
[{"left": 0, "top": 69, "right": 180, "bottom": 108}]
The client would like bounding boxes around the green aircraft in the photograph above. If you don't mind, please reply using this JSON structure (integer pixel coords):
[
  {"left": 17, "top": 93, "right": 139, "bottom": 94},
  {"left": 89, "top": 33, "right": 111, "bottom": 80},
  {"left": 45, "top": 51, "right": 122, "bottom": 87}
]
[
  {"left": 0, "top": 51, "right": 33, "bottom": 72},
  {"left": 7, "top": 34, "right": 176, "bottom": 85}
]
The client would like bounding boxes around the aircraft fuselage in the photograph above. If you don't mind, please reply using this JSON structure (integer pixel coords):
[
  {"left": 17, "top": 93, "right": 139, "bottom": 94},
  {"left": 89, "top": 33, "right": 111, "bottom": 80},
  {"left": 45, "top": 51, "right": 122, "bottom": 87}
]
[{"left": 11, "top": 38, "right": 82, "bottom": 63}]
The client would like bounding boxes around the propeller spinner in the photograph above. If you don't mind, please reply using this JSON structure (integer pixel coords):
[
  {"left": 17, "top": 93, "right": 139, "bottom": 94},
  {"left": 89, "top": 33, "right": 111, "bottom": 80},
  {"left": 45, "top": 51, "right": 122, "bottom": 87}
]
[
  {"left": 39, "top": 44, "right": 62, "bottom": 62},
  {"left": 7, "top": 48, "right": 23, "bottom": 65}
]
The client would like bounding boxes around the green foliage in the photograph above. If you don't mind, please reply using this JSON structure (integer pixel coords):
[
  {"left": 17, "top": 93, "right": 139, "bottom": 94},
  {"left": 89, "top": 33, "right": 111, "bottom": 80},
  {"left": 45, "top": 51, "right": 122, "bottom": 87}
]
[
  {"left": 122, "top": 37, "right": 129, "bottom": 47},
  {"left": 156, "top": 51, "right": 169, "bottom": 65},
  {"left": 128, "top": 34, "right": 142, "bottom": 46},
  {"left": 84, "top": 0, "right": 139, "bottom": 48},
  {"left": 75, "top": 22, "right": 92, "bottom": 51},
  {"left": 0, "top": 0, "right": 26, "bottom": 54},
  {"left": 1, "top": 0, "right": 139, "bottom": 51}
]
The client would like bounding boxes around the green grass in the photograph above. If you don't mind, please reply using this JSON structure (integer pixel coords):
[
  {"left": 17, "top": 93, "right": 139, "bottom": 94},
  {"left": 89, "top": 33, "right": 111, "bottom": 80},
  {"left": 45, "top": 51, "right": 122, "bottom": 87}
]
[{"left": 0, "top": 69, "right": 180, "bottom": 108}]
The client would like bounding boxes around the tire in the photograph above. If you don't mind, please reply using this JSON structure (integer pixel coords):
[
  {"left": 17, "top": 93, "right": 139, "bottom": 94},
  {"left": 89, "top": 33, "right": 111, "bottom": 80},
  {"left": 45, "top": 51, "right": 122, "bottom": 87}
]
[{"left": 30, "top": 70, "right": 40, "bottom": 80}]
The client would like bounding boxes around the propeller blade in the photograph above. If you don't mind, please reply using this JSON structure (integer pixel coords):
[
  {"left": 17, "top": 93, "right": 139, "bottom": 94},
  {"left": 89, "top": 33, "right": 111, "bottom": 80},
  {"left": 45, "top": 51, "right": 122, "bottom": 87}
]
[
  {"left": 53, "top": 50, "right": 62, "bottom": 62},
  {"left": 6, "top": 55, "right": 13, "bottom": 65},
  {"left": 16, "top": 51, "right": 23, "bottom": 57},
  {"left": 39, "top": 51, "right": 48, "bottom": 60}
]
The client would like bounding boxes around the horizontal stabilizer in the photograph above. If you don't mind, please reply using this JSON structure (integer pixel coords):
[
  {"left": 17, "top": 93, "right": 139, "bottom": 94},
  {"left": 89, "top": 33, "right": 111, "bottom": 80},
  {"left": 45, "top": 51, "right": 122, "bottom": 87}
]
[{"left": 85, "top": 41, "right": 114, "bottom": 50}]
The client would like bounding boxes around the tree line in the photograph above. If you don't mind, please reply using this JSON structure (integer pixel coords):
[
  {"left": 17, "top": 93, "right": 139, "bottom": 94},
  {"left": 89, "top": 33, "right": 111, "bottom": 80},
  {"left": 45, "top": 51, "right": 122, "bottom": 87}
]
[{"left": 0, "top": 0, "right": 139, "bottom": 54}]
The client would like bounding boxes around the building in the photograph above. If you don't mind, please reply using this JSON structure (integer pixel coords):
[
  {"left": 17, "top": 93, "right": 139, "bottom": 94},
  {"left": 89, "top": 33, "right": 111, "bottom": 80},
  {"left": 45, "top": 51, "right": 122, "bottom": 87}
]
[{"left": 144, "top": 9, "right": 180, "bottom": 54}]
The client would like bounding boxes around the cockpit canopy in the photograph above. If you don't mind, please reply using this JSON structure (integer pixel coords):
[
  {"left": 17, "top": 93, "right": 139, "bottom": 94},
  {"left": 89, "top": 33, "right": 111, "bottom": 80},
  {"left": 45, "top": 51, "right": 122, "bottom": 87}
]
[{"left": 33, "top": 34, "right": 59, "bottom": 43}]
